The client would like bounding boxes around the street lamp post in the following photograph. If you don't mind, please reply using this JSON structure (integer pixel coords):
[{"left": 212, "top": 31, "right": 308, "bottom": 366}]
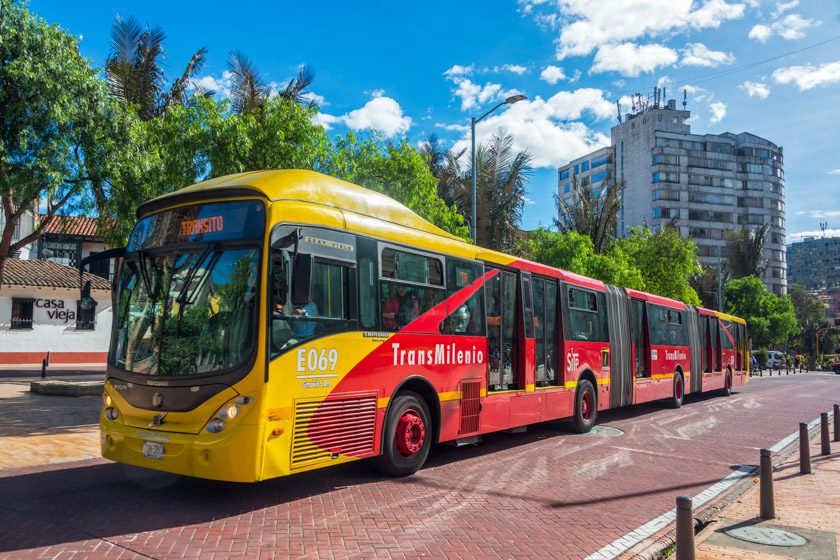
[{"left": 470, "top": 94, "right": 527, "bottom": 244}]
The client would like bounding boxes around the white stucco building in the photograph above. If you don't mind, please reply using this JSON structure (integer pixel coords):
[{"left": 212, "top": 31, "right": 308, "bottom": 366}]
[{"left": 0, "top": 259, "right": 112, "bottom": 364}]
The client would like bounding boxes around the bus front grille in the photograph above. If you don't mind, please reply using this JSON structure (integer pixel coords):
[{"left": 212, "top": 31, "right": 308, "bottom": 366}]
[{"left": 291, "top": 394, "right": 378, "bottom": 468}]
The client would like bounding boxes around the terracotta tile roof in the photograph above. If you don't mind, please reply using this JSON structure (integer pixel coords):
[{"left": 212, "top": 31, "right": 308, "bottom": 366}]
[
  {"left": 2, "top": 259, "right": 111, "bottom": 291},
  {"left": 40, "top": 215, "right": 102, "bottom": 239}
]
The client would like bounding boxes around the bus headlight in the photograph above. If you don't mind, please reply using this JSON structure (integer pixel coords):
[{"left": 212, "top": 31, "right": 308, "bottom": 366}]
[
  {"left": 206, "top": 418, "right": 227, "bottom": 433},
  {"left": 104, "top": 394, "right": 112, "bottom": 407},
  {"left": 204, "top": 395, "right": 252, "bottom": 433},
  {"left": 104, "top": 407, "right": 120, "bottom": 421},
  {"left": 219, "top": 404, "right": 240, "bottom": 420}
]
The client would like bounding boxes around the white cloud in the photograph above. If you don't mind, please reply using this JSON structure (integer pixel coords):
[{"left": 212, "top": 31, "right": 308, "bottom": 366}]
[
  {"left": 569, "top": 69, "right": 582, "bottom": 83},
  {"left": 748, "top": 24, "right": 773, "bottom": 41},
  {"left": 341, "top": 96, "right": 412, "bottom": 137},
  {"left": 450, "top": 78, "right": 503, "bottom": 111},
  {"left": 789, "top": 228, "right": 840, "bottom": 242},
  {"left": 740, "top": 81, "right": 770, "bottom": 98},
  {"left": 192, "top": 71, "right": 233, "bottom": 97},
  {"left": 498, "top": 64, "right": 528, "bottom": 74},
  {"left": 773, "top": 60, "right": 840, "bottom": 90},
  {"left": 591, "top": 42, "right": 679, "bottom": 76},
  {"left": 804, "top": 210, "right": 840, "bottom": 218},
  {"left": 524, "top": 196, "right": 536, "bottom": 205},
  {"left": 749, "top": 12, "right": 818, "bottom": 42},
  {"left": 444, "top": 64, "right": 475, "bottom": 77},
  {"left": 450, "top": 88, "right": 615, "bottom": 168},
  {"left": 773, "top": 0, "right": 799, "bottom": 17},
  {"left": 316, "top": 95, "right": 412, "bottom": 137},
  {"left": 535, "top": 0, "right": 745, "bottom": 60},
  {"left": 434, "top": 122, "right": 469, "bottom": 133},
  {"left": 301, "top": 91, "right": 326, "bottom": 106},
  {"left": 369, "top": 89, "right": 385, "bottom": 98},
  {"left": 830, "top": 169, "right": 840, "bottom": 175},
  {"left": 709, "top": 101, "right": 727, "bottom": 124},
  {"left": 681, "top": 43, "right": 735, "bottom": 67},
  {"left": 540, "top": 65, "right": 566, "bottom": 85}
]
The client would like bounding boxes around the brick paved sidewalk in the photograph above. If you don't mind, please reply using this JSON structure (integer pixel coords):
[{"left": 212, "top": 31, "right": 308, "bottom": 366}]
[{"left": 692, "top": 430, "right": 840, "bottom": 559}]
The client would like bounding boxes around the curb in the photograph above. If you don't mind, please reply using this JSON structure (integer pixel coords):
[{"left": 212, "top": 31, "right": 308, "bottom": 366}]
[
  {"left": 30, "top": 380, "right": 104, "bottom": 397},
  {"left": 596, "top": 411, "right": 834, "bottom": 560}
]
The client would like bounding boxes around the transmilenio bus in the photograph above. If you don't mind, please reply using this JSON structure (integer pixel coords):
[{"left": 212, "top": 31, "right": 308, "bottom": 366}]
[{"left": 82, "top": 170, "right": 749, "bottom": 482}]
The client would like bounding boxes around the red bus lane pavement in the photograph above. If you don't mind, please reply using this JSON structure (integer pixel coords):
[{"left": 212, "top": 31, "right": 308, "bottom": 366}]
[{"left": 0, "top": 372, "right": 837, "bottom": 559}]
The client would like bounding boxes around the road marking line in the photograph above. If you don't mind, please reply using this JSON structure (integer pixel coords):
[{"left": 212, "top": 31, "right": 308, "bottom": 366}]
[{"left": 584, "top": 410, "right": 834, "bottom": 560}]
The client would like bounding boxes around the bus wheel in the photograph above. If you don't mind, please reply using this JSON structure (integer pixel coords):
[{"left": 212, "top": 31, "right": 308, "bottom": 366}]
[
  {"left": 572, "top": 380, "right": 597, "bottom": 433},
  {"left": 372, "top": 391, "right": 432, "bottom": 477},
  {"left": 669, "top": 373, "right": 684, "bottom": 409},
  {"left": 722, "top": 371, "right": 733, "bottom": 396}
]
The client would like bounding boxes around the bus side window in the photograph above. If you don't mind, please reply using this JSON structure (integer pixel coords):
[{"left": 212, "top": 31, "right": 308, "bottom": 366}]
[
  {"left": 358, "top": 256, "right": 377, "bottom": 329},
  {"left": 442, "top": 260, "right": 485, "bottom": 335},
  {"left": 568, "top": 287, "right": 607, "bottom": 342}
]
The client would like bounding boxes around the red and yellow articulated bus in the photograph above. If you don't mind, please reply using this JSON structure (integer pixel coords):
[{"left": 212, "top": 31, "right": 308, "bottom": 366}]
[{"left": 84, "top": 170, "right": 748, "bottom": 482}]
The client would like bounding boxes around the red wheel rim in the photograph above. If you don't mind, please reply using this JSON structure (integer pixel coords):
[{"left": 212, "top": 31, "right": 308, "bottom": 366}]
[
  {"left": 676, "top": 377, "right": 683, "bottom": 400},
  {"left": 395, "top": 409, "right": 426, "bottom": 457},
  {"left": 581, "top": 391, "right": 594, "bottom": 421}
]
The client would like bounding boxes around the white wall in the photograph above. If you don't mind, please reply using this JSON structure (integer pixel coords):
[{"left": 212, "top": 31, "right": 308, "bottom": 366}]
[{"left": 0, "top": 285, "right": 112, "bottom": 355}]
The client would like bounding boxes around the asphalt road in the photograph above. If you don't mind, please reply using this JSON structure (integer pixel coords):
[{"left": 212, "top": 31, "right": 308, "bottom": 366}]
[{"left": 0, "top": 372, "right": 837, "bottom": 560}]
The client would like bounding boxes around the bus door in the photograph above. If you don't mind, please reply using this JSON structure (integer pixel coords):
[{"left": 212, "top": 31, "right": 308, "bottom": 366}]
[
  {"left": 713, "top": 319, "right": 721, "bottom": 371},
  {"left": 686, "top": 307, "right": 702, "bottom": 394},
  {"left": 520, "top": 272, "right": 536, "bottom": 389},
  {"left": 486, "top": 268, "right": 519, "bottom": 391},
  {"left": 629, "top": 298, "right": 648, "bottom": 381}
]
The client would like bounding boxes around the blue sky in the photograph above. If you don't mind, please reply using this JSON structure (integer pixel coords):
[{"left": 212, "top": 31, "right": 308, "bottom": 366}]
[{"left": 31, "top": 0, "right": 840, "bottom": 242}]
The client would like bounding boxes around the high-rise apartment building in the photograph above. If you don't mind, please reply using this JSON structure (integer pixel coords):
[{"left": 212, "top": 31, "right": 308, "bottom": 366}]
[
  {"left": 558, "top": 98, "right": 787, "bottom": 295},
  {"left": 787, "top": 236, "right": 840, "bottom": 292}
]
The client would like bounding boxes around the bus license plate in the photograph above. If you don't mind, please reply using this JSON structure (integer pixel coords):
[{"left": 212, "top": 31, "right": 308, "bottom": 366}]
[{"left": 142, "top": 441, "right": 164, "bottom": 460}]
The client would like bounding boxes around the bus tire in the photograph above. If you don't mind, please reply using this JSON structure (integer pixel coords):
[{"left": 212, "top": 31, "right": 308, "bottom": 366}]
[
  {"left": 722, "top": 370, "right": 733, "bottom": 396},
  {"left": 372, "top": 391, "right": 432, "bottom": 477},
  {"left": 669, "top": 373, "right": 684, "bottom": 409},
  {"left": 572, "top": 379, "right": 597, "bottom": 433}
]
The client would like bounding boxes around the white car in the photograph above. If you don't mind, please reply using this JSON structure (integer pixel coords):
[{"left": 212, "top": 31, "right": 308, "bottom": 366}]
[{"left": 766, "top": 351, "right": 785, "bottom": 368}]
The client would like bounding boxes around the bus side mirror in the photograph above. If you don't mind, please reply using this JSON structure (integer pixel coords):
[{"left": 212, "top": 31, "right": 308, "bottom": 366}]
[{"left": 291, "top": 253, "right": 313, "bottom": 305}]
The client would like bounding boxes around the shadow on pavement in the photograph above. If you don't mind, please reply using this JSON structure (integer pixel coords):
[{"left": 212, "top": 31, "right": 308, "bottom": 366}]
[{"left": 0, "top": 391, "right": 101, "bottom": 437}]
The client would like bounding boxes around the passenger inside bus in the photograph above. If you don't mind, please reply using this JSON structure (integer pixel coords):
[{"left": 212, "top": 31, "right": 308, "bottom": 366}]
[{"left": 382, "top": 284, "right": 419, "bottom": 330}]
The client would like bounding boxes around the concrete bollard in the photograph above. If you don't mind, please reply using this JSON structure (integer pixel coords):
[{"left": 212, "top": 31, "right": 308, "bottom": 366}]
[
  {"left": 821, "top": 413, "right": 831, "bottom": 455},
  {"left": 760, "top": 448, "right": 775, "bottom": 519},
  {"left": 799, "top": 422, "right": 811, "bottom": 475},
  {"left": 834, "top": 405, "right": 839, "bottom": 443},
  {"left": 676, "top": 496, "right": 695, "bottom": 560}
]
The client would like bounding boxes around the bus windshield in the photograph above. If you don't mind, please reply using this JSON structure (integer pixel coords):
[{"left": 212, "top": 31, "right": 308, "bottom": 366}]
[{"left": 111, "top": 201, "right": 265, "bottom": 377}]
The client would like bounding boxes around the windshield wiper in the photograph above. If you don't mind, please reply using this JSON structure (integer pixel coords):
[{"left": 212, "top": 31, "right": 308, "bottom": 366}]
[{"left": 175, "top": 242, "right": 222, "bottom": 335}]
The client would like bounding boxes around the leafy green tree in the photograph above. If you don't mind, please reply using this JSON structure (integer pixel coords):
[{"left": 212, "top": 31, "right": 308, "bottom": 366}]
[
  {"left": 689, "top": 263, "right": 728, "bottom": 310},
  {"left": 0, "top": 3, "right": 133, "bottom": 283},
  {"left": 526, "top": 229, "right": 645, "bottom": 290},
  {"left": 725, "top": 224, "right": 769, "bottom": 280},
  {"left": 207, "top": 96, "right": 329, "bottom": 177},
  {"left": 327, "top": 134, "right": 469, "bottom": 239},
  {"left": 788, "top": 283, "right": 828, "bottom": 367},
  {"left": 616, "top": 226, "right": 702, "bottom": 305},
  {"left": 555, "top": 177, "right": 622, "bottom": 254},
  {"left": 418, "top": 133, "right": 465, "bottom": 211},
  {"left": 723, "top": 276, "right": 797, "bottom": 348}
]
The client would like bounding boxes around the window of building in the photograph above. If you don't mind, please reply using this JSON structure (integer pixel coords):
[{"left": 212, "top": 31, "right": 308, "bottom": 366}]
[
  {"left": 573, "top": 164, "right": 579, "bottom": 174},
  {"left": 689, "top": 192, "right": 734, "bottom": 205},
  {"left": 738, "top": 214, "right": 766, "bottom": 226},
  {"left": 559, "top": 169, "right": 570, "bottom": 180},
  {"left": 11, "top": 298, "right": 34, "bottom": 330},
  {"left": 590, "top": 170, "right": 607, "bottom": 184},
  {"left": 771, "top": 232, "right": 785, "bottom": 244},
  {"left": 706, "top": 142, "right": 733, "bottom": 154},
  {"left": 581, "top": 161, "right": 590, "bottom": 172},
  {"left": 771, "top": 216, "right": 785, "bottom": 228},
  {"left": 737, "top": 197, "right": 763, "bottom": 208},
  {"left": 653, "top": 190, "right": 681, "bottom": 202},
  {"left": 653, "top": 207, "right": 678, "bottom": 219},
  {"left": 592, "top": 155, "right": 609, "bottom": 168}
]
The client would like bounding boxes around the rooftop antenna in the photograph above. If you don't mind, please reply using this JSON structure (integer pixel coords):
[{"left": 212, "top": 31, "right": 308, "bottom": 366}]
[
  {"left": 683, "top": 88, "right": 687, "bottom": 109},
  {"left": 820, "top": 222, "right": 828, "bottom": 238}
]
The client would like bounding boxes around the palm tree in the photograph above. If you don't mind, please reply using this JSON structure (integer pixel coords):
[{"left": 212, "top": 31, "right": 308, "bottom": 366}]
[
  {"left": 725, "top": 223, "right": 769, "bottom": 279},
  {"left": 554, "top": 176, "right": 622, "bottom": 254},
  {"left": 228, "top": 51, "right": 316, "bottom": 114},
  {"left": 419, "top": 134, "right": 465, "bottom": 210},
  {"left": 105, "top": 14, "right": 208, "bottom": 120},
  {"left": 690, "top": 262, "right": 729, "bottom": 309},
  {"left": 472, "top": 132, "right": 532, "bottom": 252}
]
